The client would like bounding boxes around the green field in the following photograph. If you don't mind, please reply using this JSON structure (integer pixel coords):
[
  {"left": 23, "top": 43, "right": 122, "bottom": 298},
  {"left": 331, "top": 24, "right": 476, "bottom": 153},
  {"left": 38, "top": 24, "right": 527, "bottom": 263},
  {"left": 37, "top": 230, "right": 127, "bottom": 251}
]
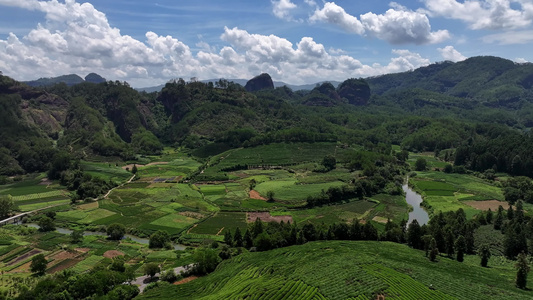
[
  {"left": 190, "top": 212, "right": 248, "bottom": 235},
  {"left": 81, "top": 161, "right": 132, "bottom": 183},
  {"left": 410, "top": 172, "right": 505, "bottom": 217},
  {"left": 140, "top": 240, "right": 533, "bottom": 300}
]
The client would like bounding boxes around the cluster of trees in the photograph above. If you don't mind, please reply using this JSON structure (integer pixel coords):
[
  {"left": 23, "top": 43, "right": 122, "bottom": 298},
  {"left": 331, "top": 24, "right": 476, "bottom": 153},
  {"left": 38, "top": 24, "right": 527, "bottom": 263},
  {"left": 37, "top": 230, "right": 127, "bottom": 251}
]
[
  {"left": 17, "top": 260, "right": 138, "bottom": 300},
  {"left": 221, "top": 218, "right": 380, "bottom": 254}
]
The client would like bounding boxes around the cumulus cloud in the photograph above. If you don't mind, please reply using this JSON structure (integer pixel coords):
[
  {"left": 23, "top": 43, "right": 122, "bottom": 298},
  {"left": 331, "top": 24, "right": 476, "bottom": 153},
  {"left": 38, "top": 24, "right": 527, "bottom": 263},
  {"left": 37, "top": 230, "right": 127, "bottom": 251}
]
[
  {"left": 423, "top": 0, "right": 533, "bottom": 30},
  {"left": 310, "top": 2, "right": 450, "bottom": 44},
  {"left": 515, "top": 57, "right": 529, "bottom": 63},
  {"left": 0, "top": 0, "right": 433, "bottom": 86},
  {"left": 438, "top": 46, "right": 467, "bottom": 61},
  {"left": 272, "top": 0, "right": 297, "bottom": 20}
]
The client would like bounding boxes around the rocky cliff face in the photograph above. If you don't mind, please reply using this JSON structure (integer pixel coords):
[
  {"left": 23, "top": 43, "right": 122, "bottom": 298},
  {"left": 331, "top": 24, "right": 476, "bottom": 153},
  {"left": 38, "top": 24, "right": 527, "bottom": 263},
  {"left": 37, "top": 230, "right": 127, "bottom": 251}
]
[{"left": 245, "top": 73, "right": 274, "bottom": 92}]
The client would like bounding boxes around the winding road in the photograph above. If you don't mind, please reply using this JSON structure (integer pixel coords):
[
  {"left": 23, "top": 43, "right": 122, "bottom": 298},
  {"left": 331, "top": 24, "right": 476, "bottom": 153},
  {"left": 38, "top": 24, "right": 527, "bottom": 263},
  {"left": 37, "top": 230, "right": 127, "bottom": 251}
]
[{"left": 131, "top": 264, "right": 195, "bottom": 293}]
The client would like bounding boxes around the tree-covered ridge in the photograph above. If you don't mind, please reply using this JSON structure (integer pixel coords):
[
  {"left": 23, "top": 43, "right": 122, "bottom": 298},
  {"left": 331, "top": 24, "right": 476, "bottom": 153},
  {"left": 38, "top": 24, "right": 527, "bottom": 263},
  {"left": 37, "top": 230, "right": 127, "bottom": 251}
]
[
  {"left": 368, "top": 56, "right": 533, "bottom": 108},
  {"left": 1, "top": 56, "right": 533, "bottom": 183}
]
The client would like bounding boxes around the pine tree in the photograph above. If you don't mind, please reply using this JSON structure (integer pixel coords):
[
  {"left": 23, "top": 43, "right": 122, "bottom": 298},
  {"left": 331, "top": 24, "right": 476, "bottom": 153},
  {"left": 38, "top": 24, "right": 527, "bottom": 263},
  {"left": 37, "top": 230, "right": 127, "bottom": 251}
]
[
  {"left": 233, "top": 227, "right": 243, "bottom": 247},
  {"left": 243, "top": 229, "right": 253, "bottom": 249},
  {"left": 407, "top": 220, "right": 422, "bottom": 249},
  {"left": 515, "top": 200, "right": 524, "bottom": 223},
  {"left": 479, "top": 244, "right": 491, "bottom": 267},
  {"left": 508, "top": 205, "right": 514, "bottom": 220},
  {"left": 494, "top": 207, "right": 504, "bottom": 230},
  {"left": 446, "top": 230, "right": 455, "bottom": 258},
  {"left": 455, "top": 235, "right": 466, "bottom": 262},
  {"left": 429, "top": 238, "right": 439, "bottom": 262},
  {"left": 486, "top": 208, "right": 493, "bottom": 224},
  {"left": 224, "top": 229, "right": 233, "bottom": 246},
  {"left": 515, "top": 251, "right": 530, "bottom": 289},
  {"left": 252, "top": 218, "right": 263, "bottom": 238}
]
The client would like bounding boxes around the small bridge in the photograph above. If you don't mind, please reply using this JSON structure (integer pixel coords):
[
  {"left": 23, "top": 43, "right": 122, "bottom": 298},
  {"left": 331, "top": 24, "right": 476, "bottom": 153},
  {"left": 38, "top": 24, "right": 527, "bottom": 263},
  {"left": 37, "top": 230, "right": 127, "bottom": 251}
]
[{"left": 0, "top": 204, "right": 63, "bottom": 227}]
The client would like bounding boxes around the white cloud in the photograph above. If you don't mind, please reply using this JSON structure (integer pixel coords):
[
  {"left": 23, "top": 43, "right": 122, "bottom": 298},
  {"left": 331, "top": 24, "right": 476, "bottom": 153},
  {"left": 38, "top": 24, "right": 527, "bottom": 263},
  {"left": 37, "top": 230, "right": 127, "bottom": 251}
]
[
  {"left": 438, "top": 45, "right": 467, "bottom": 61},
  {"left": 423, "top": 0, "right": 533, "bottom": 30},
  {"left": 272, "top": 0, "right": 297, "bottom": 20},
  {"left": 0, "top": 0, "right": 433, "bottom": 86},
  {"left": 310, "top": 2, "right": 450, "bottom": 44},
  {"left": 310, "top": 2, "right": 365, "bottom": 35},
  {"left": 515, "top": 57, "right": 529, "bottom": 63},
  {"left": 304, "top": 0, "right": 317, "bottom": 7},
  {"left": 482, "top": 30, "right": 533, "bottom": 44}
]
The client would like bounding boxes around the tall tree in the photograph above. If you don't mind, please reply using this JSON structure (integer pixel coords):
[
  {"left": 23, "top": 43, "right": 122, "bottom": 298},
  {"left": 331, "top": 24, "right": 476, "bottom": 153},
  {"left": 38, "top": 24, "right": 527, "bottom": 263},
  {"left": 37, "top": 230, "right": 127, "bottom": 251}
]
[
  {"left": 407, "top": 220, "right": 422, "bottom": 249},
  {"left": 30, "top": 254, "right": 48, "bottom": 275},
  {"left": 0, "top": 195, "right": 15, "bottom": 219},
  {"left": 38, "top": 216, "right": 55, "bottom": 232},
  {"left": 455, "top": 235, "right": 466, "bottom": 262},
  {"left": 107, "top": 223, "right": 126, "bottom": 240},
  {"left": 244, "top": 229, "right": 253, "bottom": 248},
  {"left": 233, "top": 227, "right": 243, "bottom": 247},
  {"left": 143, "top": 263, "right": 160, "bottom": 280},
  {"left": 479, "top": 244, "right": 491, "bottom": 267},
  {"left": 494, "top": 206, "right": 504, "bottom": 230},
  {"left": 224, "top": 229, "right": 233, "bottom": 246},
  {"left": 429, "top": 238, "right": 439, "bottom": 262},
  {"left": 486, "top": 208, "right": 493, "bottom": 224},
  {"left": 445, "top": 230, "right": 455, "bottom": 258},
  {"left": 515, "top": 251, "right": 530, "bottom": 289}
]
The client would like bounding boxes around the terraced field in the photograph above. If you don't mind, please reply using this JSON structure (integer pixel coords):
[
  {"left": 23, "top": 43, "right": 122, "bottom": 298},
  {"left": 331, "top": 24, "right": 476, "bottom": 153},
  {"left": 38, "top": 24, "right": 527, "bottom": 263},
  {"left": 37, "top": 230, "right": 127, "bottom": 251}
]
[{"left": 139, "top": 241, "right": 533, "bottom": 300}]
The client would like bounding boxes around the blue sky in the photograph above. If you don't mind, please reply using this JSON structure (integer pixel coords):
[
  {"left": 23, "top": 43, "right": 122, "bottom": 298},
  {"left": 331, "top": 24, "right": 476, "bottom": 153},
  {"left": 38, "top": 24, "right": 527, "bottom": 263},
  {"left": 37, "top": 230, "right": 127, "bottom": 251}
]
[{"left": 0, "top": 0, "right": 532, "bottom": 87}]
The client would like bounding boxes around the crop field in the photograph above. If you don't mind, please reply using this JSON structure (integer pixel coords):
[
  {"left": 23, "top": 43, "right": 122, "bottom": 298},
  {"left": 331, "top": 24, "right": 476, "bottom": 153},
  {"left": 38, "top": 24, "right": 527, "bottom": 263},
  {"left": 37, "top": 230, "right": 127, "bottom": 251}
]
[
  {"left": 190, "top": 212, "right": 247, "bottom": 235},
  {"left": 255, "top": 180, "right": 345, "bottom": 203},
  {"left": 81, "top": 161, "right": 132, "bottom": 183},
  {"left": 273, "top": 200, "right": 378, "bottom": 225},
  {"left": 139, "top": 241, "right": 533, "bottom": 300},
  {"left": 408, "top": 153, "right": 449, "bottom": 169},
  {"left": 368, "top": 194, "right": 409, "bottom": 223},
  {"left": 201, "top": 143, "right": 353, "bottom": 177},
  {"left": 410, "top": 172, "right": 505, "bottom": 217}
]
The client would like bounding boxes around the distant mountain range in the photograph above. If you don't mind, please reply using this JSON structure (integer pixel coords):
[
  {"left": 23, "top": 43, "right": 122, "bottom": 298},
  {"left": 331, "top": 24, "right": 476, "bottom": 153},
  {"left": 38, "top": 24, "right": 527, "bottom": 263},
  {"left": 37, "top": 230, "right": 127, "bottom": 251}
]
[
  {"left": 23, "top": 73, "right": 106, "bottom": 87},
  {"left": 136, "top": 79, "right": 342, "bottom": 93}
]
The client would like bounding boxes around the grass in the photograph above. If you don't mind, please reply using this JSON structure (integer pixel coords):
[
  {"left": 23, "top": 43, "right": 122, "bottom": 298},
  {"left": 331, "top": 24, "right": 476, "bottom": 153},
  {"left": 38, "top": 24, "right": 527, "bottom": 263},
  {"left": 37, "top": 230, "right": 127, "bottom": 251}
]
[
  {"left": 190, "top": 212, "right": 247, "bottom": 235},
  {"left": 81, "top": 161, "right": 132, "bottom": 183},
  {"left": 139, "top": 240, "right": 533, "bottom": 300}
]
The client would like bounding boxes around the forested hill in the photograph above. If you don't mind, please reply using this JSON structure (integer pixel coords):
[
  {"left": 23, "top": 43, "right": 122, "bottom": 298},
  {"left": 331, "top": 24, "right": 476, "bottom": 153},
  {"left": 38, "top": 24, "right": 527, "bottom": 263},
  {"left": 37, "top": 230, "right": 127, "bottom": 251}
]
[
  {"left": 1, "top": 55, "right": 533, "bottom": 179},
  {"left": 367, "top": 56, "right": 533, "bottom": 109}
]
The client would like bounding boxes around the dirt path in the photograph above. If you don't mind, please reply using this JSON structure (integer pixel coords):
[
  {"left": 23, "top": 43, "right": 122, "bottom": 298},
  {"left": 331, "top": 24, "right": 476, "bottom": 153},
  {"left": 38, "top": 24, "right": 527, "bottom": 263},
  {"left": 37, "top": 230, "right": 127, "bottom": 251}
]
[
  {"left": 99, "top": 174, "right": 136, "bottom": 200},
  {"left": 216, "top": 227, "right": 225, "bottom": 236},
  {"left": 249, "top": 190, "right": 266, "bottom": 200},
  {"left": 174, "top": 276, "right": 198, "bottom": 285},
  {"left": 131, "top": 264, "right": 195, "bottom": 293}
]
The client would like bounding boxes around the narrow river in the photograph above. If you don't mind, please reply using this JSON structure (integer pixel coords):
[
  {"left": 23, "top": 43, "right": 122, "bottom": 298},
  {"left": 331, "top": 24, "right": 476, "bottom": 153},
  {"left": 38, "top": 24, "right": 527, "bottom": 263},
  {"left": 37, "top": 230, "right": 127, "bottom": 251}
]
[
  {"left": 25, "top": 223, "right": 186, "bottom": 250},
  {"left": 402, "top": 184, "right": 430, "bottom": 226}
]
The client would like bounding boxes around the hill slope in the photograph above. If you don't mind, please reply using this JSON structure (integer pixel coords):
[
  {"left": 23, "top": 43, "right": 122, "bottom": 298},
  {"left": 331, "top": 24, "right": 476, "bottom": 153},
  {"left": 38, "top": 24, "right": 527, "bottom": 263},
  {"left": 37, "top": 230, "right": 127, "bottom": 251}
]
[
  {"left": 139, "top": 241, "right": 532, "bottom": 299},
  {"left": 367, "top": 56, "right": 533, "bottom": 108}
]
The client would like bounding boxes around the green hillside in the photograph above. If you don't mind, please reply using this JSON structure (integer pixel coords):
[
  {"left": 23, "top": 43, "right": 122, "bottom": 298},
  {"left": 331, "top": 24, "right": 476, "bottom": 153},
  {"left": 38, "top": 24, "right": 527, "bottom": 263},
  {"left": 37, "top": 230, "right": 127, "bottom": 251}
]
[{"left": 140, "top": 241, "right": 532, "bottom": 300}]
